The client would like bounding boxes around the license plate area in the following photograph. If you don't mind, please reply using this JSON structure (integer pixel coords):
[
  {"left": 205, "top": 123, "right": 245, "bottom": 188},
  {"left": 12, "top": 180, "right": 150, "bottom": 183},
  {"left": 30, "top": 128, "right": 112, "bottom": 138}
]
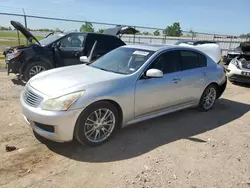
[{"left": 241, "top": 71, "right": 250, "bottom": 76}]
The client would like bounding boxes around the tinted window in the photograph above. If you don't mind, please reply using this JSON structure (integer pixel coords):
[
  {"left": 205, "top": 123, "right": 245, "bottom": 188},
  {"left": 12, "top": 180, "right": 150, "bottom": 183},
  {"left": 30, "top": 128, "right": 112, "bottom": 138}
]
[
  {"left": 96, "top": 35, "right": 125, "bottom": 52},
  {"left": 148, "top": 51, "right": 181, "bottom": 74},
  {"left": 60, "top": 33, "right": 86, "bottom": 48},
  {"left": 180, "top": 50, "right": 206, "bottom": 70},
  {"left": 199, "top": 54, "right": 207, "bottom": 67}
]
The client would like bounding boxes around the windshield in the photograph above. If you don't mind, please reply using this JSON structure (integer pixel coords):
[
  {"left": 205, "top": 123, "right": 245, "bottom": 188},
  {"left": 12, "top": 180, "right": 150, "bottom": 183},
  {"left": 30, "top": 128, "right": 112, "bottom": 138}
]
[
  {"left": 235, "top": 46, "right": 241, "bottom": 51},
  {"left": 90, "top": 47, "right": 154, "bottom": 75},
  {"left": 38, "top": 33, "right": 65, "bottom": 46}
]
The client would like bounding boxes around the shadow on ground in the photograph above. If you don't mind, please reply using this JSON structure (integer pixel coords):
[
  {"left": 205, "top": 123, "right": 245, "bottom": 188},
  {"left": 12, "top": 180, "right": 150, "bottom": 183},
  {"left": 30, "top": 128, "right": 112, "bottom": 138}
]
[
  {"left": 11, "top": 79, "right": 26, "bottom": 86},
  {"left": 36, "top": 98, "right": 250, "bottom": 163}
]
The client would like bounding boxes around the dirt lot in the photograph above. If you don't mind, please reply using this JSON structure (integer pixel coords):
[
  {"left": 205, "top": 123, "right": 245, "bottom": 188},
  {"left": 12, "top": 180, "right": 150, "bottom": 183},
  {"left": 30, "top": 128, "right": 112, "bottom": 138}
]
[{"left": 0, "top": 70, "right": 249, "bottom": 188}]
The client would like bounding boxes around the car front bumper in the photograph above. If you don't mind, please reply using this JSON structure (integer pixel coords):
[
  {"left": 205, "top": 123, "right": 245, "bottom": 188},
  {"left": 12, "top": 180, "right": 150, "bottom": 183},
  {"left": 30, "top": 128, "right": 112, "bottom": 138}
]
[
  {"left": 21, "top": 93, "right": 83, "bottom": 142},
  {"left": 227, "top": 64, "right": 250, "bottom": 84},
  {"left": 6, "top": 57, "right": 21, "bottom": 75}
]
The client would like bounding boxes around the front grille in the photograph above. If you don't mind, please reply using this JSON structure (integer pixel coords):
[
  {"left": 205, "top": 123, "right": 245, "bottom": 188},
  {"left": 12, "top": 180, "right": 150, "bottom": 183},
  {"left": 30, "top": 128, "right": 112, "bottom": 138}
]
[
  {"left": 227, "top": 54, "right": 238, "bottom": 59},
  {"left": 23, "top": 88, "right": 43, "bottom": 107}
]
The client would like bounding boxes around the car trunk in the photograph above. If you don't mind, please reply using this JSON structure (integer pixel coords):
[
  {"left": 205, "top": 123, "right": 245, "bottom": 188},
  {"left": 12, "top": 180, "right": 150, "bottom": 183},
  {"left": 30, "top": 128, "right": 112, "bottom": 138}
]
[{"left": 103, "top": 26, "right": 138, "bottom": 38}]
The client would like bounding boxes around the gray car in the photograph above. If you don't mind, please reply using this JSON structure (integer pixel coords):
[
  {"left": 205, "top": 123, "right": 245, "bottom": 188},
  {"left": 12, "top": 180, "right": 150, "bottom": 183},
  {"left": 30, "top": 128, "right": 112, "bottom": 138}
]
[{"left": 20, "top": 44, "right": 227, "bottom": 146}]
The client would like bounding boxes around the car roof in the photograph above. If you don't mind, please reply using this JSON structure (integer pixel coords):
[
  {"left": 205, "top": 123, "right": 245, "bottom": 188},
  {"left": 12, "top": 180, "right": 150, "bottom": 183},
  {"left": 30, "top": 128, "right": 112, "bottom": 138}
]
[
  {"left": 123, "top": 44, "right": 176, "bottom": 51},
  {"left": 175, "top": 39, "right": 216, "bottom": 45}
]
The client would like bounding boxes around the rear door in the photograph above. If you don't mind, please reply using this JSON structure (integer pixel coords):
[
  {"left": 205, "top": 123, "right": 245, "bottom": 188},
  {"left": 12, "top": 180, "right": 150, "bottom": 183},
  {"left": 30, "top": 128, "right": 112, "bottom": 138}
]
[
  {"left": 56, "top": 33, "right": 86, "bottom": 66},
  {"left": 92, "top": 35, "right": 125, "bottom": 61},
  {"left": 178, "top": 50, "right": 209, "bottom": 103}
]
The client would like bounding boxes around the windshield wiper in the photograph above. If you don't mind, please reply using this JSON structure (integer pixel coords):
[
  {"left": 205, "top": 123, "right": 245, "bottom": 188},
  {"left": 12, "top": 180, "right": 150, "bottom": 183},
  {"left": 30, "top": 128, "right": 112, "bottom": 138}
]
[{"left": 95, "top": 67, "right": 126, "bottom": 75}]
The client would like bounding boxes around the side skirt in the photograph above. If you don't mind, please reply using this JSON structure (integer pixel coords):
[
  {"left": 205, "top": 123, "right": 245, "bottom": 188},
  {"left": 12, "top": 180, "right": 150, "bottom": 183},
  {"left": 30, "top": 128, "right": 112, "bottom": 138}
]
[{"left": 124, "top": 101, "right": 198, "bottom": 127}]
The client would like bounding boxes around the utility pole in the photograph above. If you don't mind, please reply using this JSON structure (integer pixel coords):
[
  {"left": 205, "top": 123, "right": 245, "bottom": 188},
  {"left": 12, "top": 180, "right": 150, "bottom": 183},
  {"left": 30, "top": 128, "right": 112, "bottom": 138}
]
[{"left": 22, "top": 8, "right": 28, "bottom": 45}]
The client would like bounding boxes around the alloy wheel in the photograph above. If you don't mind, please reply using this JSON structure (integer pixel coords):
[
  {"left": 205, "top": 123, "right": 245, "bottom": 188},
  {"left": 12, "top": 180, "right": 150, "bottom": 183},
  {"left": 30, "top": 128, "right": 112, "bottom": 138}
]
[
  {"left": 202, "top": 87, "right": 216, "bottom": 110},
  {"left": 29, "top": 65, "right": 46, "bottom": 78},
  {"left": 84, "top": 108, "right": 116, "bottom": 143}
]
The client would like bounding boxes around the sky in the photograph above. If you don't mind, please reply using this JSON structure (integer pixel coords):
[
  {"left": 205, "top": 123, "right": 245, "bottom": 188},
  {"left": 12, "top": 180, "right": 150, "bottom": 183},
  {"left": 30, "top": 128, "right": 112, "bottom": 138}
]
[{"left": 0, "top": 0, "right": 249, "bottom": 35}]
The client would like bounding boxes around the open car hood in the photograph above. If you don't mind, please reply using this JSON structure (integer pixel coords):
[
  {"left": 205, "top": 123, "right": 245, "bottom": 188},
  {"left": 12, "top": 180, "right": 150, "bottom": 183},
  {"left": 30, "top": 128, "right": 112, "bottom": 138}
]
[
  {"left": 240, "top": 42, "right": 250, "bottom": 53},
  {"left": 10, "top": 20, "right": 40, "bottom": 45},
  {"left": 103, "top": 26, "right": 138, "bottom": 37}
]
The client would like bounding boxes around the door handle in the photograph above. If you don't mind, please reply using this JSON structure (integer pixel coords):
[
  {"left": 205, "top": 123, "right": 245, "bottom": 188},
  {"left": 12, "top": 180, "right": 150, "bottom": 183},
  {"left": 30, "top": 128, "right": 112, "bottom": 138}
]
[
  {"left": 203, "top": 72, "right": 207, "bottom": 76},
  {"left": 172, "top": 78, "right": 181, "bottom": 83}
]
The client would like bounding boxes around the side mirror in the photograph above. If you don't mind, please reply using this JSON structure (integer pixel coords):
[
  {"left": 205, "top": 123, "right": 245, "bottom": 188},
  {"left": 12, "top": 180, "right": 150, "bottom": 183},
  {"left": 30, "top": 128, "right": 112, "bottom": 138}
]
[
  {"left": 79, "top": 41, "right": 98, "bottom": 64},
  {"left": 80, "top": 56, "right": 89, "bottom": 63},
  {"left": 145, "top": 69, "right": 163, "bottom": 78}
]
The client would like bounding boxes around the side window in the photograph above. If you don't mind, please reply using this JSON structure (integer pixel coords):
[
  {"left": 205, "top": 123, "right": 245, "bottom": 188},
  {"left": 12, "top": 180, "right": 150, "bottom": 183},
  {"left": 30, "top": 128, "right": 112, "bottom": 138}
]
[
  {"left": 60, "top": 34, "right": 85, "bottom": 48},
  {"left": 199, "top": 54, "right": 207, "bottom": 67},
  {"left": 148, "top": 51, "right": 181, "bottom": 74},
  {"left": 95, "top": 36, "right": 109, "bottom": 52},
  {"left": 180, "top": 50, "right": 207, "bottom": 70},
  {"left": 95, "top": 36, "right": 123, "bottom": 52}
]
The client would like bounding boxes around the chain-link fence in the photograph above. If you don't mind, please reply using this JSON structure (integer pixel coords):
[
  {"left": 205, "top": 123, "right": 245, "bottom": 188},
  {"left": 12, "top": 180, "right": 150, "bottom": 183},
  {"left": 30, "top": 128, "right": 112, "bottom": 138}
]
[{"left": 0, "top": 10, "right": 249, "bottom": 56}]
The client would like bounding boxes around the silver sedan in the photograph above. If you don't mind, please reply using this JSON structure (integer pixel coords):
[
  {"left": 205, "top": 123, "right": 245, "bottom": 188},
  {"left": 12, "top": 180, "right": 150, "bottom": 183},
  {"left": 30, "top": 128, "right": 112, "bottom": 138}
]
[{"left": 20, "top": 44, "right": 227, "bottom": 146}]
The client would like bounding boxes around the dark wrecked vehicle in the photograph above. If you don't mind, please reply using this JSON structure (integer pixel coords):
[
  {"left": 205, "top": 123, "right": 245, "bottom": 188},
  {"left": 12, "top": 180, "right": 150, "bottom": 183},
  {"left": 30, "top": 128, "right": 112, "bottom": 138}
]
[{"left": 4, "top": 21, "right": 137, "bottom": 81}]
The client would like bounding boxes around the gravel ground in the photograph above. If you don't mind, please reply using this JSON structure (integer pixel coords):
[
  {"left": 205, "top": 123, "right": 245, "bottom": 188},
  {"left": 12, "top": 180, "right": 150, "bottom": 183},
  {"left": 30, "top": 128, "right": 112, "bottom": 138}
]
[{"left": 0, "top": 71, "right": 249, "bottom": 188}]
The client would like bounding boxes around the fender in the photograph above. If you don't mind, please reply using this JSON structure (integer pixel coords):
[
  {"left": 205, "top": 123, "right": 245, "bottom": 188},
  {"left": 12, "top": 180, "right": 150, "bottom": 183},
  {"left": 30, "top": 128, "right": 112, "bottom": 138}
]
[{"left": 20, "top": 56, "right": 54, "bottom": 74}]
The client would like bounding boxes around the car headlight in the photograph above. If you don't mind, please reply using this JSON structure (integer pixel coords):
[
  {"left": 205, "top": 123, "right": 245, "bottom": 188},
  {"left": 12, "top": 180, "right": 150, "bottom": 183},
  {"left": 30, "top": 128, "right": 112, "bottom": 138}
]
[
  {"left": 42, "top": 90, "right": 85, "bottom": 111},
  {"left": 6, "top": 51, "right": 21, "bottom": 61},
  {"left": 231, "top": 58, "right": 240, "bottom": 68}
]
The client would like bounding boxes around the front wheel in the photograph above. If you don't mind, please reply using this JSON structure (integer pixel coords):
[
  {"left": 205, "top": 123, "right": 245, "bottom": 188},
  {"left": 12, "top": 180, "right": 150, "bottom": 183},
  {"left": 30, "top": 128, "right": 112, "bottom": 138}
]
[
  {"left": 198, "top": 84, "right": 218, "bottom": 111},
  {"left": 23, "top": 61, "right": 51, "bottom": 81},
  {"left": 74, "top": 101, "right": 120, "bottom": 146}
]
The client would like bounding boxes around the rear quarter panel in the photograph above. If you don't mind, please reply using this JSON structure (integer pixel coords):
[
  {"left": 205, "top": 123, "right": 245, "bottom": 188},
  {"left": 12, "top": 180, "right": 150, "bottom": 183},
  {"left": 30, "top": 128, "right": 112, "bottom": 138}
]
[{"left": 206, "top": 58, "right": 227, "bottom": 87}]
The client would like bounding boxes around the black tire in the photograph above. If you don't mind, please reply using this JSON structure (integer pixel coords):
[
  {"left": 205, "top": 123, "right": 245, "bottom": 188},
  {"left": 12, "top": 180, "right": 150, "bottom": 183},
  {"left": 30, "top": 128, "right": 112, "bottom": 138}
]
[
  {"left": 74, "top": 101, "right": 120, "bottom": 146},
  {"left": 23, "top": 61, "right": 52, "bottom": 81},
  {"left": 198, "top": 84, "right": 218, "bottom": 112}
]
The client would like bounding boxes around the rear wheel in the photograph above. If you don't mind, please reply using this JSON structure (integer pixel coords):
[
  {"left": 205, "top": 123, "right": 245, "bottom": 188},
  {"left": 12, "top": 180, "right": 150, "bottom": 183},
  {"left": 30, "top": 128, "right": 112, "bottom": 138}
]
[
  {"left": 198, "top": 84, "right": 218, "bottom": 111},
  {"left": 74, "top": 101, "right": 120, "bottom": 146},
  {"left": 23, "top": 61, "right": 51, "bottom": 81}
]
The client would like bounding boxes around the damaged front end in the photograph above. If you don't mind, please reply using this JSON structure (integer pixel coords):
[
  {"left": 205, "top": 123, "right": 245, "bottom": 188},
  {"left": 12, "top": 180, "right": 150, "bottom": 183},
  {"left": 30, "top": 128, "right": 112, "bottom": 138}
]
[{"left": 5, "top": 49, "right": 23, "bottom": 76}]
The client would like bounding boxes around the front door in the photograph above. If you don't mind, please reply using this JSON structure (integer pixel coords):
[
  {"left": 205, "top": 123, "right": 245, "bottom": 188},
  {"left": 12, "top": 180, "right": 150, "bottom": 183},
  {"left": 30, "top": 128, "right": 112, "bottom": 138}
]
[
  {"left": 56, "top": 33, "right": 86, "bottom": 66},
  {"left": 135, "top": 50, "right": 183, "bottom": 117}
]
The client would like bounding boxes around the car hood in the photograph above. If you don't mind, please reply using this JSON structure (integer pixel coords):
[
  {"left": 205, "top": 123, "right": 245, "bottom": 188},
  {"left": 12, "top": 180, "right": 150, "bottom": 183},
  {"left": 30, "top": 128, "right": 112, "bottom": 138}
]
[
  {"left": 10, "top": 20, "right": 40, "bottom": 45},
  {"left": 29, "top": 64, "right": 124, "bottom": 97}
]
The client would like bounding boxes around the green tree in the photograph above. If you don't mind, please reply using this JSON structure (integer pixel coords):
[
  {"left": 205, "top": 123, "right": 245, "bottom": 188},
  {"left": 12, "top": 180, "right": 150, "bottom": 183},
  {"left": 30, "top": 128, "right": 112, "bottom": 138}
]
[
  {"left": 153, "top": 30, "right": 160, "bottom": 36},
  {"left": 164, "top": 22, "right": 182, "bottom": 37},
  {"left": 97, "top": 29, "right": 104, "bottom": 33},
  {"left": 55, "top": 28, "right": 62, "bottom": 32},
  {"left": 80, "top": 22, "right": 94, "bottom": 32},
  {"left": 239, "top": 33, "right": 250, "bottom": 38},
  {"left": 142, "top": 31, "right": 151, "bottom": 35}
]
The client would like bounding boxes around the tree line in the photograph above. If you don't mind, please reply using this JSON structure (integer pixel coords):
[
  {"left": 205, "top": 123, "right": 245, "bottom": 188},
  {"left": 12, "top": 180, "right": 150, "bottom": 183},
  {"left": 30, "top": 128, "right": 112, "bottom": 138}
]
[
  {"left": 80, "top": 22, "right": 183, "bottom": 37},
  {"left": 1, "top": 22, "right": 249, "bottom": 38}
]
